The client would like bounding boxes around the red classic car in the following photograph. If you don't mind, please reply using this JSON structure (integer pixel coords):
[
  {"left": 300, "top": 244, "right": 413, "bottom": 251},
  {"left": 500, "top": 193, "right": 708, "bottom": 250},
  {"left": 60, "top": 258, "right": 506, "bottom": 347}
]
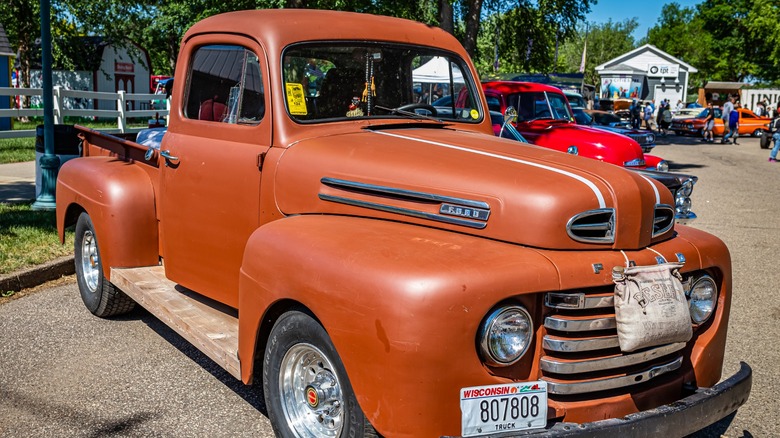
[
  {"left": 671, "top": 107, "right": 771, "bottom": 137},
  {"left": 481, "top": 81, "right": 668, "bottom": 172}
]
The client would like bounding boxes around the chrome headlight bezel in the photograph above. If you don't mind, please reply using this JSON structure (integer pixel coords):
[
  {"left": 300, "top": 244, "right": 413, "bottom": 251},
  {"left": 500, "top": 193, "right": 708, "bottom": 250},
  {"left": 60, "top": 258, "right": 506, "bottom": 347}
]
[
  {"left": 656, "top": 160, "right": 669, "bottom": 172},
  {"left": 687, "top": 274, "right": 718, "bottom": 325},
  {"left": 478, "top": 306, "right": 533, "bottom": 367}
]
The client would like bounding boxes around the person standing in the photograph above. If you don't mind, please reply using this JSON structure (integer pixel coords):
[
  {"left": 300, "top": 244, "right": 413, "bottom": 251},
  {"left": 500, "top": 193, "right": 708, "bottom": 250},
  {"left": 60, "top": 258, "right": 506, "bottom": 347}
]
[
  {"left": 768, "top": 111, "right": 780, "bottom": 162},
  {"left": 643, "top": 101, "right": 653, "bottom": 130},
  {"left": 728, "top": 103, "right": 740, "bottom": 145},
  {"left": 702, "top": 103, "right": 715, "bottom": 143},
  {"left": 721, "top": 95, "right": 735, "bottom": 143},
  {"left": 630, "top": 99, "right": 641, "bottom": 129},
  {"left": 676, "top": 99, "right": 684, "bottom": 111}
]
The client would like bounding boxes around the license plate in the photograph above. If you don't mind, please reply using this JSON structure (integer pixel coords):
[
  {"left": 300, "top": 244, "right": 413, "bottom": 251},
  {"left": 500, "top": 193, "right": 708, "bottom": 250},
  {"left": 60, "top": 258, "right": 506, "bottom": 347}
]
[{"left": 460, "top": 381, "right": 547, "bottom": 437}]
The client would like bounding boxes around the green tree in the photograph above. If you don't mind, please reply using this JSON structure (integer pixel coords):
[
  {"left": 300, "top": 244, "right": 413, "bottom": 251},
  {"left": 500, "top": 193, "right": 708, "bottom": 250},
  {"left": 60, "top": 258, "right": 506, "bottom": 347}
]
[
  {"left": 0, "top": 1, "right": 41, "bottom": 88},
  {"left": 556, "top": 19, "right": 638, "bottom": 87},
  {"left": 645, "top": 3, "right": 712, "bottom": 90}
]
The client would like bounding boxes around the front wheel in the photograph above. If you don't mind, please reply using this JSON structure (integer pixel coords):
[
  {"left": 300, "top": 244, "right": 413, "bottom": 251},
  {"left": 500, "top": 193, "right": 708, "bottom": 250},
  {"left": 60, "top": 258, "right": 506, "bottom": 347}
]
[
  {"left": 74, "top": 213, "right": 135, "bottom": 317},
  {"left": 263, "top": 310, "right": 377, "bottom": 438},
  {"left": 753, "top": 129, "right": 766, "bottom": 137},
  {"left": 760, "top": 133, "right": 772, "bottom": 149}
]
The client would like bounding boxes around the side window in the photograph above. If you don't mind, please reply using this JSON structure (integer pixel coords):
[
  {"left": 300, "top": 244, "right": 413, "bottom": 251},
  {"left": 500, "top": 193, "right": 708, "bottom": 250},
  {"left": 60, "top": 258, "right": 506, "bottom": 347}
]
[{"left": 185, "top": 45, "right": 265, "bottom": 125}]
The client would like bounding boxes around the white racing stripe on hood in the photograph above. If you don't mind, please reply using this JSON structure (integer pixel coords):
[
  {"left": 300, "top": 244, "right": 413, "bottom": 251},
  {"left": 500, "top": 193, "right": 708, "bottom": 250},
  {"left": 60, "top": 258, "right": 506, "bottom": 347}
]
[
  {"left": 373, "top": 130, "right": 607, "bottom": 208},
  {"left": 638, "top": 174, "right": 661, "bottom": 204}
]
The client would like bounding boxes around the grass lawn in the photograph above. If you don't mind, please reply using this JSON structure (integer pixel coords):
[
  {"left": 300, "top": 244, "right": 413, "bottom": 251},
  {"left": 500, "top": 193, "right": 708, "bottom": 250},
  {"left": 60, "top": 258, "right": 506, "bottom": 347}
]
[
  {"left": 0, "top": 202, "right": 74, "bottom": 276},
  {"left": 0, "top": 137, "right": 36, "bottom": 164}
]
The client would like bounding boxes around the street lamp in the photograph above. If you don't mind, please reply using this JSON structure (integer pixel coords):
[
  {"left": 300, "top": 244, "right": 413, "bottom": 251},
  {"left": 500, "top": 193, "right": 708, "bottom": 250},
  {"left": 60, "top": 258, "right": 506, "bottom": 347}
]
[{"left": 31, "top": 0, "right": 58, "bottom": 211}]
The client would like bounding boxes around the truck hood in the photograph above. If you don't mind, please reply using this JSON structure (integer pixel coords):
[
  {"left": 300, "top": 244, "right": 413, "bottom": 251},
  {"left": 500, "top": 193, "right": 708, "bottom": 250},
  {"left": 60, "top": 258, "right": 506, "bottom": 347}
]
[
  {"left": 520, "top": 122, "right": 648, "bottom": 168},
  {"left": 273, "top": 126, "right": 675, "bottom": 250}
]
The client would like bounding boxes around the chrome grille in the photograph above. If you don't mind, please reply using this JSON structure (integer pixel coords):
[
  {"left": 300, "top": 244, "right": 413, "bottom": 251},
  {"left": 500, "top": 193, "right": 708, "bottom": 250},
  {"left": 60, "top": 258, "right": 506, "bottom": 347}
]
[
  {"left": 653, "top": 204, "right": 675, "bottom": 236},
  {"left": 566, "top": 209, "right": 615, "bottom": 244},
  {"left": 541, "top": 286, "right": 685, "bottom": 395}
]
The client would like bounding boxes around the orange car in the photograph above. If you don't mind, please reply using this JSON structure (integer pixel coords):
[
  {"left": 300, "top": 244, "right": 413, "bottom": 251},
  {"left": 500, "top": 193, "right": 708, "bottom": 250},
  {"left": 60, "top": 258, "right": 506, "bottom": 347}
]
[{"left": 671, "top": 107, "right": 771, "bottom": 137}]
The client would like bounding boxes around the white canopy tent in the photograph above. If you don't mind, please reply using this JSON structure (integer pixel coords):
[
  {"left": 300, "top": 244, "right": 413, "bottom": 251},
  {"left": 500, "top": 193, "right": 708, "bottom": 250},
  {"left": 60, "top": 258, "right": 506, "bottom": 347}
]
[
  {"left": 412, "top": 56, "right": 465, "bottom": 83},
  {"left": 412, "top": 57, "right": 465, "bottom": 104}
]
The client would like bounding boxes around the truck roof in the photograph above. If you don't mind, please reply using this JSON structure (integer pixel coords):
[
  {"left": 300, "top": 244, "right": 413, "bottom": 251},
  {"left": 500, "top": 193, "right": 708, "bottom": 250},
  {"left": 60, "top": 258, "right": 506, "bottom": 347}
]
[
  {"left": 184, "top": 9, "right": 467, "bottom": 55},
  {"left": 482, "top": 80, "right": 563, "bottom": 95}
]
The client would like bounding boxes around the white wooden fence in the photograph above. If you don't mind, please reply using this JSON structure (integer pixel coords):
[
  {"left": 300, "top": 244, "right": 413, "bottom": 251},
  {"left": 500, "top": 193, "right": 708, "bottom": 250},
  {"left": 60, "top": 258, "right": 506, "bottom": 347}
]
[{"left": 0, "top": 86, "right": 169, "bottom": 140}]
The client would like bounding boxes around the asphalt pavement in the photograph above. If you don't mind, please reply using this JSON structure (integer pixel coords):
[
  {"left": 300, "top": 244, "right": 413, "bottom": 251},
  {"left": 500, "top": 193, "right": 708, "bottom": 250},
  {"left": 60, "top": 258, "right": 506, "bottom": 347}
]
[{"left": 1, "top": 135, "right": 778, "bottom": 437}]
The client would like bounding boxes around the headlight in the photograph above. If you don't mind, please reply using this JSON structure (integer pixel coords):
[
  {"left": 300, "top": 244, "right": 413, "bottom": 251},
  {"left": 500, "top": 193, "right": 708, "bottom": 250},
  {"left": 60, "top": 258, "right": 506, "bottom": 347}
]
[
  {"left": 567, "top": 145, "right": 578, "bottom": 155},
  {"left": 675, "top": 193, "right": 692, "bottom": 215},
  {"left": 647, "top": 133, "right": 655, "bottom": 143},
  {"left": 656, "top": 160, "right": 669, "bottom": 172},
  {"left": 478, "top": 306, "right": 533, "bottom": 366},
  {"left": 679, "top": 179, "right": 694, "bottom": 197},
  {"left": 687, "top": 275, "right": 718, "bottom": 324}
]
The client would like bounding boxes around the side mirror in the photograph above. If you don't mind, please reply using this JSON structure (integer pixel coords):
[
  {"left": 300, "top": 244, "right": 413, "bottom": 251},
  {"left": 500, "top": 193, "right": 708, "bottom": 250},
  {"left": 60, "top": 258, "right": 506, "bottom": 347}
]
[{"left": 499, "top": 108, "right": 528, "bottom": 143}]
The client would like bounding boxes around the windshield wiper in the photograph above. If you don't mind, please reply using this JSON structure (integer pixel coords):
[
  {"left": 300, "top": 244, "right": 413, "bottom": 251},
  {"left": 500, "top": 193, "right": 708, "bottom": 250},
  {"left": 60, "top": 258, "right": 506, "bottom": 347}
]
[{"left": 375, "top": 105, "right": 443, "bottom": 123}]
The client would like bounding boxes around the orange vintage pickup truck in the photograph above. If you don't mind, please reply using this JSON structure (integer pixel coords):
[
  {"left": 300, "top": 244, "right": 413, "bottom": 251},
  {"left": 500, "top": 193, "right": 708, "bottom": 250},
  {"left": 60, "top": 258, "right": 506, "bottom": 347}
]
[{"left": 55, "top": 9, "right": 750, "bottom": 438}]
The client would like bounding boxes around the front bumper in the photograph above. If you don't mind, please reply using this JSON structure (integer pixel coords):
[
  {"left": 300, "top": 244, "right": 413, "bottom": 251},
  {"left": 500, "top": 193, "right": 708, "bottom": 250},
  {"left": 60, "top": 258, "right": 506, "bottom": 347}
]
[{"left": 451, "top": 362, "right": 752, "bottom": 437}]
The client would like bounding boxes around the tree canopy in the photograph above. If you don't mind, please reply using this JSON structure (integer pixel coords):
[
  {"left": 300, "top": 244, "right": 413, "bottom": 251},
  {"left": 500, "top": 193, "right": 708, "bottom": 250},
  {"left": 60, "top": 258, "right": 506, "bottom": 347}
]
[{"left": 1, "top": 0, "right": 778, "bottom": 90}]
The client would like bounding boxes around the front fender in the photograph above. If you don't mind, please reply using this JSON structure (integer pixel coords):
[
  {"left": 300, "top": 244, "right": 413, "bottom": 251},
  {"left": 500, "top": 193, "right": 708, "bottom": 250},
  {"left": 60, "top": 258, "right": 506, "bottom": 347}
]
[
  {"left": 56, "top": 157, "right": 158, "bottom": 279},
  {"left": 237, "top": 214, "right": 561, "bottom": 437}
]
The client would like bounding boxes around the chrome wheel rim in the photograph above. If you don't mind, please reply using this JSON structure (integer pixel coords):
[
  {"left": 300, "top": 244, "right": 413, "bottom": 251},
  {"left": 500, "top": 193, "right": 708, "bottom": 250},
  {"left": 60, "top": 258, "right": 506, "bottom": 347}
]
[
  {"left": 279, "top": 343, "right": 344, "bottom": 437},
  {"left": 80, "top": 230, "right": 100, "bottom": 293}
]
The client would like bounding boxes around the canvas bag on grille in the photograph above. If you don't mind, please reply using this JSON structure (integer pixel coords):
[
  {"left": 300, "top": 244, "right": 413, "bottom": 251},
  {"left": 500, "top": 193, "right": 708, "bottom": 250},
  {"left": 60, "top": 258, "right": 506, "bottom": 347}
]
[{"left": 612, "top": 261, "right": 692, "bottom": 352}]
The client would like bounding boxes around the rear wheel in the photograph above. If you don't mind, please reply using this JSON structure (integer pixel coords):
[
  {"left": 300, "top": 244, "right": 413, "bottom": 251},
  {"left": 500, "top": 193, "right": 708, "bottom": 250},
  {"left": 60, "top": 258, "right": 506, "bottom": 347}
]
[
  {"left": 74, "top": 213, "right": 135, "bottom": 317},
  {"left": 263, "top": 310, "right": 377, "bottom": 438}
]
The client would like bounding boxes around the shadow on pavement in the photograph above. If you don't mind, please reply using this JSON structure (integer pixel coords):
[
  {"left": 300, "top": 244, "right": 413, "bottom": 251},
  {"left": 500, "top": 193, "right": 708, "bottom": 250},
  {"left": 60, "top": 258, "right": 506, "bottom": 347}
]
[
  {"left": 0, "top": 180, "right": 35, "bottom": 204},
  {"left": 116, "top": 307, "right": 268, "bottom": 416}
]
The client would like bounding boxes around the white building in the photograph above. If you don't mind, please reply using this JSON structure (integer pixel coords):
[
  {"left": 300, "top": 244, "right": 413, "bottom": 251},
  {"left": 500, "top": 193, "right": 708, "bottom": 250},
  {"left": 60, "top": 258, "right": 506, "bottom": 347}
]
[
  {"left": 595, "top": 44, "right": 698, "bottom": 108},
  {"left": 24, "top": 37, "right": 151, "bottom": 110}
]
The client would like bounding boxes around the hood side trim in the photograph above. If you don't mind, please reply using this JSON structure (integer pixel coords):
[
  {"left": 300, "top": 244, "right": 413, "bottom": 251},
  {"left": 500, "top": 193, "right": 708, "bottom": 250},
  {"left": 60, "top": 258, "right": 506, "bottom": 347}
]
[
  {"left": 373, "top": 130, "right": 607, "bottom": 208},
  {"left": 638, "top": 174, "right": 661, "bottom": 204},
  {"left": 318, "top": 194, "right": 488, "bottom": 229}
]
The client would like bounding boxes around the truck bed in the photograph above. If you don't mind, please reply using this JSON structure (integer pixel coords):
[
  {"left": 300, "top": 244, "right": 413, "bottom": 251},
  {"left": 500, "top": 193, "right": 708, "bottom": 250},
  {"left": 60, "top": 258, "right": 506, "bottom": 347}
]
[{"left": 110, "top": 266, "right": 241, "bottom": 379}]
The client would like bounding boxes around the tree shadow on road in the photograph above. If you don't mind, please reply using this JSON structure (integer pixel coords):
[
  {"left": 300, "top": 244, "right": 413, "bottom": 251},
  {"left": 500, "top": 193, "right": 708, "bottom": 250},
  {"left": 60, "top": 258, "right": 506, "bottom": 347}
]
[{"left": 117, "top": 306, "right": 268, "bottom": 416}]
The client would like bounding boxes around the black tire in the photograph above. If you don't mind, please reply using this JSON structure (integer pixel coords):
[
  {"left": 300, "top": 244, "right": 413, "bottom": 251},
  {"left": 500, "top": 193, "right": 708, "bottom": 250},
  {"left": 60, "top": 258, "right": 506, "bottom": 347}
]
[
  {"left": 760, "top": 133, "right": 771, "bottom": 149},
  {"left": 74, "top": 213, "right": 135, "bottom": 317},
  {"left": 263, "top": 310, "right": 377, "bottom": 438}
]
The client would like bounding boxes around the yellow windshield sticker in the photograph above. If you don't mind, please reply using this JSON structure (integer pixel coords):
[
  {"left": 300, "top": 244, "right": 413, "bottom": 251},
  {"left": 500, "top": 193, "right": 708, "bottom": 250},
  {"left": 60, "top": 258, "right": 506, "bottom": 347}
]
[
  {"left": 286, "top": 83, "right": 308, "bottom": 115},
  {"left": 470, "top": 109, "right": 479, "bottom": 120}
]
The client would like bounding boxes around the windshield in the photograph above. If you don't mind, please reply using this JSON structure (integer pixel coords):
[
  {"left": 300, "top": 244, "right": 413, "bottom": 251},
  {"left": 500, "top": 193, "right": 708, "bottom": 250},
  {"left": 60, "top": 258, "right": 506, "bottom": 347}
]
[
  {"left": 282, "top": 43, "right": 482, "bottom": 123},
  {"left": 508, "top": 91, "right": 573, "bottom": 123},
  {"left": 572, "top": 108, "right": 592, "bottom": 125}
]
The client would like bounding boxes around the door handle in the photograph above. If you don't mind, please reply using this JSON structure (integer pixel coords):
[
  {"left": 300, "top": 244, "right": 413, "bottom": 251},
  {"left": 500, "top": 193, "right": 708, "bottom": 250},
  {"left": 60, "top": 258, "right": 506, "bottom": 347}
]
[{"left": 160, "top": 149, "right": 179, "bottom": 166}]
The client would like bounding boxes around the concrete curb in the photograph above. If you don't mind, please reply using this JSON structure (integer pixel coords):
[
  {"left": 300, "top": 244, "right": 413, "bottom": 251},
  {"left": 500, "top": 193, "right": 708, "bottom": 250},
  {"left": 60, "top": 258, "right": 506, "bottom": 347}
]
[{"left": 0, "top": 256, "right": 75, "bottom": 293}]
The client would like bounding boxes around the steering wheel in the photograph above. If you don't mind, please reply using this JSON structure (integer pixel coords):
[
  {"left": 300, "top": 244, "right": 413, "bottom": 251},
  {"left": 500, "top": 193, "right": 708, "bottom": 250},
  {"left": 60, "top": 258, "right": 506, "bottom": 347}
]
[{"left": 396, "top": 103, "right": 438, "bottom": 116}]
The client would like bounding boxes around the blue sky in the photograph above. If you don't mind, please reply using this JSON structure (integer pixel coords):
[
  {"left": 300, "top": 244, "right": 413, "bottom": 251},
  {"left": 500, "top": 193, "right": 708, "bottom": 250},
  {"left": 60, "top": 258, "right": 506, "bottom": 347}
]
[{"left": 586, "top": 0, "right": 703, "bottom": 41}]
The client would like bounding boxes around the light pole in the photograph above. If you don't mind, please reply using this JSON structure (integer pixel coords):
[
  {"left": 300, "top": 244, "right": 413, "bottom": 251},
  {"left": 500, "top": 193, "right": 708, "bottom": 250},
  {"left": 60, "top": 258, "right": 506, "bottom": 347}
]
[{"left": 31, "top": 0, "right": 58, "bottom": 211}]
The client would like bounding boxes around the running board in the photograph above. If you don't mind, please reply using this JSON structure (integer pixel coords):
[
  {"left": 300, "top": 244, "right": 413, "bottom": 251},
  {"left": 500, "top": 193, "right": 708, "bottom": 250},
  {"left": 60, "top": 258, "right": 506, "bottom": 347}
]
[{"left": 110, "top": 266, "right": 241, "bottom": 380}]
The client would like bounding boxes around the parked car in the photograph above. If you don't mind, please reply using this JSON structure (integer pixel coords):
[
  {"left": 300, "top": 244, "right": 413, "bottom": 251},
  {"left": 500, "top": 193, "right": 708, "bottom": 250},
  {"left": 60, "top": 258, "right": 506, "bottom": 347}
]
[
  {"left": 579, "top": 109, "right": 630, "bottom": 128},
  {"left": 572, "top": 108, "right": 656, "bottom": 153},
  {"left": 481, "top": 81, "right": 668, "bottom": 171},
  {"left": 672, "top": 108, "right": 704, "bottom": 119},
  {"left": 671, "top": 107, "right": 771, "bottom": 137},
  {"left": 563, "top": 90, "right": 586, "bottom": 109}
]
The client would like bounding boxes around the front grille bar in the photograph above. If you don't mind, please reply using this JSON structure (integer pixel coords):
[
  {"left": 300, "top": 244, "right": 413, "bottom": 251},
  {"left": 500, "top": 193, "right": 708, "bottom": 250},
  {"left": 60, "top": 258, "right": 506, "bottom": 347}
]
[
  {"left": 543, "top": 335, "right": 619, "bottom": 352},
  {"left": 543, "top": 356, "right": 683, "bottom": 395},
  {"left": 540, "top": 342, "right": 686, "bottom": 374},
  {"left": 544, "top": 315, "right": 616, "bottom": 332}
]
